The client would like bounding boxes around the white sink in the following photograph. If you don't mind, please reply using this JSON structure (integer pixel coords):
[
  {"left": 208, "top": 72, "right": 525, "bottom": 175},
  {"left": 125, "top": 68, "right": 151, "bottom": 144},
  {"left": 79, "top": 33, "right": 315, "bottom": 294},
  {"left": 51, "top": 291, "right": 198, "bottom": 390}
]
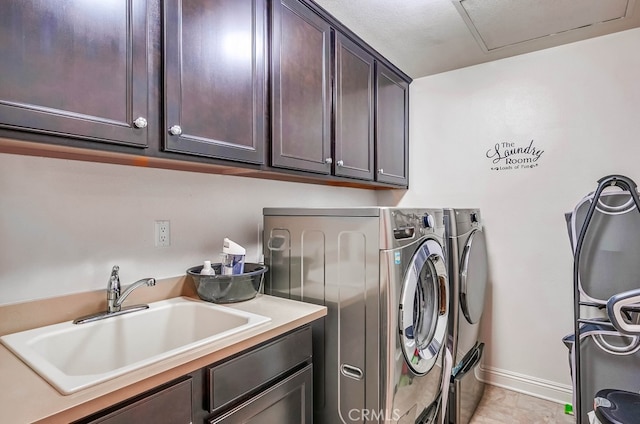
[{"left": 0, "top": 297, "right": 271, "bottom": 395}]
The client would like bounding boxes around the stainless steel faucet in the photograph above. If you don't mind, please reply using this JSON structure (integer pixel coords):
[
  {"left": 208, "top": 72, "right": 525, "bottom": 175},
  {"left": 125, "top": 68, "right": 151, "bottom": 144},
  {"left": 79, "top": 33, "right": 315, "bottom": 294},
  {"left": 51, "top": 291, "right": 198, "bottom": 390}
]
[
  {"left": 107, "top": 265, "right": 156, "bottom": 313},
  {"left": 74, "top": 265, "right": 156, "bottom": 324}
]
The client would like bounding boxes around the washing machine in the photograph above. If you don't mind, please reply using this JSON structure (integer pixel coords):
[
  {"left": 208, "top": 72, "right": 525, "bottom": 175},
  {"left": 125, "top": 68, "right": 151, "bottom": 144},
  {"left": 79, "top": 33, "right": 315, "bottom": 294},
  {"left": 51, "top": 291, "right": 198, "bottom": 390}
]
[
  {"left": 443, "top": 209, "right": 489, "bottom": 424},
  {"left": 263, "top": 207, "right": 450, "bottom": 423},
  {"left": 380, "top": 208, "right": 451, "bottom": 424}
]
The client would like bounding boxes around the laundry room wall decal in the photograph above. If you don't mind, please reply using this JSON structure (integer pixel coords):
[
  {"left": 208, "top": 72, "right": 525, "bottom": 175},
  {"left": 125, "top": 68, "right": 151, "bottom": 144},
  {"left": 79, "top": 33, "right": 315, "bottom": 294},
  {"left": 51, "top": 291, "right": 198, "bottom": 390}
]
[{"left": 485, "top": 139, "right": 544, "bottom": 171}]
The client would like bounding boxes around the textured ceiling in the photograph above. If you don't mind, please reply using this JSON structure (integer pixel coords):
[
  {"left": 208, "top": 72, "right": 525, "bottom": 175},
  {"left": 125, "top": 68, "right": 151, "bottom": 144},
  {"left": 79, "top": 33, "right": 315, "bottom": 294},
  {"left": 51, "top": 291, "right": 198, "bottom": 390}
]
[{"left": 314, "top": 0, "right": 640, "bottom": 79}]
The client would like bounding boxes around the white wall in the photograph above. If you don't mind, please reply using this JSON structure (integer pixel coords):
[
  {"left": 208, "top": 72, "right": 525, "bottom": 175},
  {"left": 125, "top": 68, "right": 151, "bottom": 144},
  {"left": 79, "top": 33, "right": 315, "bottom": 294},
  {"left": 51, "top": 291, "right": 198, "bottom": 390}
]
[
  {"left": 378, "top": 28, "right": 640, "bottom": 402},
  {"left": 0, "top": 154, "right": 377, "bottom": 305}
]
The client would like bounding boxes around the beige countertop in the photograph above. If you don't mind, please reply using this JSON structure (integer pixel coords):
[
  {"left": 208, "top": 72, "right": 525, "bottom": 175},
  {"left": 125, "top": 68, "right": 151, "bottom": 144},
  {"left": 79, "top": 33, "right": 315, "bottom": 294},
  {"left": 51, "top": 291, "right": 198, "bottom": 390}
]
[{"left": 0, "top": 278, "right": 326, "bottom": 424}]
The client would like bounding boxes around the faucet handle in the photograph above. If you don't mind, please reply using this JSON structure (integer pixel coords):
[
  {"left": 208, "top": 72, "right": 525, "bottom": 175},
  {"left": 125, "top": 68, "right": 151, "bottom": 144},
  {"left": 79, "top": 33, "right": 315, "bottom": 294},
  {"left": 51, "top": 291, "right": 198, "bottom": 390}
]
[
  {"left": 108, "top": 265, "right": 121, "bottom": 292},
  {"left": 110, "top": 265, "right": 120, "bottom": 277}
]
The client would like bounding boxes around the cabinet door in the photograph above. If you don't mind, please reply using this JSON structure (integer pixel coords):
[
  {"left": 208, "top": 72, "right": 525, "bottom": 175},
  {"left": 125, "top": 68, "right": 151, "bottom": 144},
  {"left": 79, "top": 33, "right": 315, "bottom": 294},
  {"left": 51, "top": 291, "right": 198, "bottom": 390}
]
[
  {"left": 375, "top": 62, "right": 409, "bottom": 186},
  {"left": 209, "top": 365, "right": 313, "bottom": 424},
  {"left": 0, "top": 0, "right": 149, "bottom": 148},
  {"left": 78, "top": 377, "right": 192, "bottom": 424},
  {"left": 164, "top": 0, "right": 267, "bottom": 164},
  {"left": 271, "top": 0, "right": 332, "bottom": 174},
  {"left": 334, "top": 32, "right": 375, "bottom": 181}
]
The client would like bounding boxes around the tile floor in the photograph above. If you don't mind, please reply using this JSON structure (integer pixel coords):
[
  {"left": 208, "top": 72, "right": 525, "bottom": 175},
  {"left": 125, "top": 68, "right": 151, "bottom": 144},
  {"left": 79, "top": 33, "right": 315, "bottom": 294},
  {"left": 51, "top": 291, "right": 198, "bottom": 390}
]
[{"left": 469, "top": 385, "right": 575, "bottom": 424}]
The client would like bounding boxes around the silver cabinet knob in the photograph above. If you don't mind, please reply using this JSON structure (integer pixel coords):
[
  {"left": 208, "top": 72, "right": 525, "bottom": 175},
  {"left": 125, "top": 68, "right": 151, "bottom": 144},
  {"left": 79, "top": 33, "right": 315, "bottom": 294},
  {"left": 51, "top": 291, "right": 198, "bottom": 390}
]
[
  {"left": 169, "top": 125, "right": 182, "bottom": 136},
  {"left": 133, "top": 117, "right": 147, "bottom": 129},
  {"left": 325, "top": 158, "right": 333, "bottom": 165},
  {"left": 378, "top": 168, "right": 384, "bottom": 174},
  {"left": 336, "top": 160, "right": 344, "bottom": 167}
]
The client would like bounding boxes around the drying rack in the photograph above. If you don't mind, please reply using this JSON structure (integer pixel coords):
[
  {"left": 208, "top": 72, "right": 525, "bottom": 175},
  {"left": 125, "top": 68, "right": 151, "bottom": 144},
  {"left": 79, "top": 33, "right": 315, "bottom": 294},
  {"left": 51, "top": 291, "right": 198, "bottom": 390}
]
[{"left": 570, "top": 174, "right": 640, "bottom": 424}]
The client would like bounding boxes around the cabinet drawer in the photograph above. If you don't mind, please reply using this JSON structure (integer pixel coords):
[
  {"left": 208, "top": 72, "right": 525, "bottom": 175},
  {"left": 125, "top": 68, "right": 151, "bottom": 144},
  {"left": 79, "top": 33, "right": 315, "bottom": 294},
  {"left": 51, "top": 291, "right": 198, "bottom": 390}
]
[
  {"left": 207, "top": 325, "right": 312, "bottom": 413},
  {"left": 209, "top": 364, "right": 313, "bottom": 424}
]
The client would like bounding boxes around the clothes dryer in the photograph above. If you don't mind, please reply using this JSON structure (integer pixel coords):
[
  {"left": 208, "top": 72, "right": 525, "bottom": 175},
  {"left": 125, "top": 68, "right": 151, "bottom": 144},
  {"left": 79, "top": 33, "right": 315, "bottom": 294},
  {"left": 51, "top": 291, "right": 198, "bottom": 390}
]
[
  {"left": 263, "top": 207, "right": 451, "bottom": 424},
  {"left": 443, "top": 209, "right": 488, "bottom": 424}
]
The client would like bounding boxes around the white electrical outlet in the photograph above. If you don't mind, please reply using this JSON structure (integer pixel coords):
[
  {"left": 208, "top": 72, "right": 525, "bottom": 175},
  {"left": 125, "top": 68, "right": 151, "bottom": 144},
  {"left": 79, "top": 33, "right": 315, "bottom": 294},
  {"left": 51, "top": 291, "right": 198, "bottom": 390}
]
[{"left": 155, "top": 220, "right": 171, "bottom": 247}]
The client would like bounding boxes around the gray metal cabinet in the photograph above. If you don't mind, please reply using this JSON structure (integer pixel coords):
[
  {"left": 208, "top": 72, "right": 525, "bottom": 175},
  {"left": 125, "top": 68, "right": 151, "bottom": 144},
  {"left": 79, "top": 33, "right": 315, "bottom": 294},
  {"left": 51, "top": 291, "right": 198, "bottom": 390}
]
[
  {"left": 163, "top": 0, "right": 267, "bottom": 164},
  {"left": 263, "top": 213, "right": 381, "bottom": 423},
  {"left": 0, "top": 0, "right": 150, "bottom": 148}
]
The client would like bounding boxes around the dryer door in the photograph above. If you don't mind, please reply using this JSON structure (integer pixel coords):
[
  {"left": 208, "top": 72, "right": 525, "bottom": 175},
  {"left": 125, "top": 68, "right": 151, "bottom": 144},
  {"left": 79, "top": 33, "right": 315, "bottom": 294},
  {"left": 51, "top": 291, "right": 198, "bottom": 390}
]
[
  {"left": 460, "top": 229, "right": 488, "bottom": 324},
  {"left": 399, "top": 239, "right": 449, "bottom": 375}
]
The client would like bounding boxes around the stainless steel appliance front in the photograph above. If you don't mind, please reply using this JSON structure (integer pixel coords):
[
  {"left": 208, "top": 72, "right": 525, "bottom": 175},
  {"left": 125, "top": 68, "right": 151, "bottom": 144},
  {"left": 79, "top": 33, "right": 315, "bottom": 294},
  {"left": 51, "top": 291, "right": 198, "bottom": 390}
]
[
  {"left": 263, "top": 207, "right": 449, "bottom": 423},
  {"left": 444, "top": 208, "right": 488, "bottom": 424}
]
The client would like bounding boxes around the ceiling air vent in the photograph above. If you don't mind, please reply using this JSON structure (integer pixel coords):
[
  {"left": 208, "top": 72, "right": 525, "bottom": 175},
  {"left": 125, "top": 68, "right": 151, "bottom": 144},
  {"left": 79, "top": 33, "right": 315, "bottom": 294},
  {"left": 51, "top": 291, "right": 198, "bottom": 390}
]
[{"left": 453, "top": 0, "right": 636, "bottom": 51}]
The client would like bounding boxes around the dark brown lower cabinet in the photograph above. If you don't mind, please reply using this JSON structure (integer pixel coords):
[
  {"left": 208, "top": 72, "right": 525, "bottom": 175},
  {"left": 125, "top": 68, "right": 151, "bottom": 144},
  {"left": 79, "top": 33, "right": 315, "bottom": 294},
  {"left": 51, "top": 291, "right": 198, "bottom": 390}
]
[
  {"left": 206, "top": 324, "right": 313, "bottom": 423},
  {"left": 74, "top": 325, "right": 312, "bottom": 424},
  {"left": 209, "top": 365, "right": 312, "bottom": 423},
  {"left": 77, "top": 377, "right": 193, "bottom": 424}
]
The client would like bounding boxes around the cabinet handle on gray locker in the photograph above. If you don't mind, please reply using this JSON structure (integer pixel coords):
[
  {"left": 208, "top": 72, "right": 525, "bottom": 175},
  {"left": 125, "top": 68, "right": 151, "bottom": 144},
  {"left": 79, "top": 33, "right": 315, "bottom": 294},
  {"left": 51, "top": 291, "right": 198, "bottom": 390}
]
[
  {"left": 325, "top": 158, "right": 333, "bottom": 165},
  {"left": 340, "top": 364, "right": 363, "bottom": 380},
  {"left": 169, "top": 125, "right": 182, "bottom": 136},
  {"left": 133, "top": 117, "right": 147, "bottom": 129},
  {"left": 336, "top": 160, "right": 344, "bottom": 167},
  {"left": 378, "top": 168, "right": 384, "bottom": 174}
]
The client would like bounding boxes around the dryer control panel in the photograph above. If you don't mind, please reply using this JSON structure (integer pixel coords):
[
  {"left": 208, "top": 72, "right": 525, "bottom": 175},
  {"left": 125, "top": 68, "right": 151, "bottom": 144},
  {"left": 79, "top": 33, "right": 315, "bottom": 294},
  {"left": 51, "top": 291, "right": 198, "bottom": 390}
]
[
  {"left": 422, "top": 213, "right": 435, "bottom": 229},
  {"left": 386, "top": 209, "right": 445, "bottom": 248}
]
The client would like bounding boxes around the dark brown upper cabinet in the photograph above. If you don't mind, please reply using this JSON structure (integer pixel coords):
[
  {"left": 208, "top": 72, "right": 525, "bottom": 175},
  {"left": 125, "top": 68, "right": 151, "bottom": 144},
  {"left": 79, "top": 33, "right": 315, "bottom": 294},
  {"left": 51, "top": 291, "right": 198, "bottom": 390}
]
[
  {"left": 333, "top": 32, "right": 375, "bottom": 181},
  {"left": 271, "top": 0, "right": 332, "bottom": 174},
  {"left": 0, "top": 0, "right": 410, "bottom": 189},
  {"left": 0, "top": 0, "right": 150, "bottom": 148},
  {"left": 163, "top": 0, "right": 267, "bottom": 164},
  {"left": 375, "top": 62, "right": 409, "bottom": 186}
]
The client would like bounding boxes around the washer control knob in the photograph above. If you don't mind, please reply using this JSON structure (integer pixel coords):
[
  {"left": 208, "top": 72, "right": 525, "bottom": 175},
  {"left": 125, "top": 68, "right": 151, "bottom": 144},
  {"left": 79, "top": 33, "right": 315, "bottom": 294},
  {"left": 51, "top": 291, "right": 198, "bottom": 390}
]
[
  {"left": 422, "top": 213, "right": 434, "bottom": 229},
  {"left": 470, "top": 212, "right": 479, "bottom": 223}
]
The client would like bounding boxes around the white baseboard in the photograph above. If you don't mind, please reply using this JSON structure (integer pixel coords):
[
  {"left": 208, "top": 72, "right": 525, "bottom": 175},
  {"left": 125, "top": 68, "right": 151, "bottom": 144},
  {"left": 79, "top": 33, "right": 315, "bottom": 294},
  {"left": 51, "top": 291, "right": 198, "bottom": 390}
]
[{"left": 477, "top": 365, "right": 573, "bottom": 405}]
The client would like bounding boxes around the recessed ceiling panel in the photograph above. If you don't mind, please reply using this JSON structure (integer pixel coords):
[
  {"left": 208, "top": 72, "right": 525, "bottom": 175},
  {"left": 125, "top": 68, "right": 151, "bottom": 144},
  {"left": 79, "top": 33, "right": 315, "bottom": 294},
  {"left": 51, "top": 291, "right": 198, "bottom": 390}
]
[{"left": 455, "top": 0, "right": 634, "bottom": 50}]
